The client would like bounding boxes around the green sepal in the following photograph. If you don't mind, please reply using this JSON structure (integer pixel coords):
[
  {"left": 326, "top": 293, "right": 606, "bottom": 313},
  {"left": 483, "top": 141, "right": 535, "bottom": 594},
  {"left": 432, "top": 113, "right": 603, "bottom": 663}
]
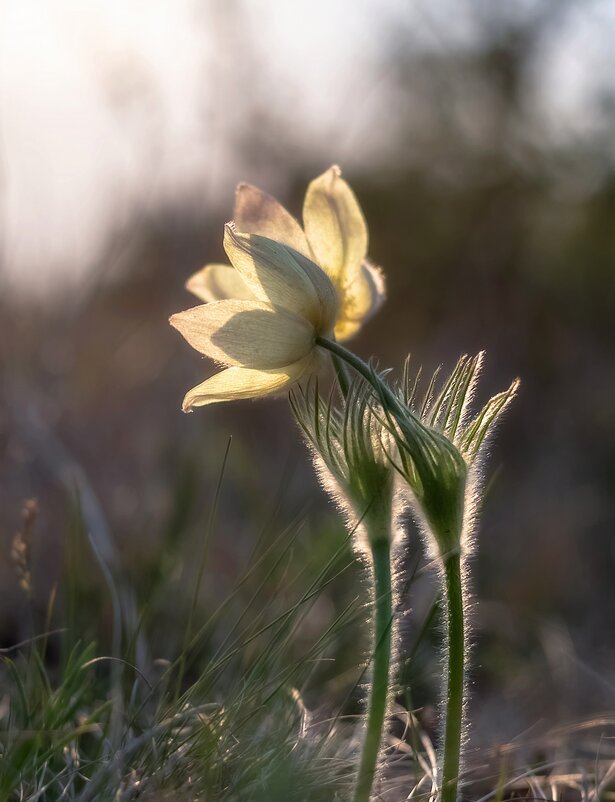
[{"left": 290, "top": 377, "right": 394, "bottom": 549}]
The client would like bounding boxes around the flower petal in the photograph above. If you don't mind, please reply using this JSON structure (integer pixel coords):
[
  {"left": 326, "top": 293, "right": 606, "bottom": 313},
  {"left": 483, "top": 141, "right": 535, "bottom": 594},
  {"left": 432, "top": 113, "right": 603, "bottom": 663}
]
[
  {"left": 333, "top": 318, "right": 362, "bottom": 342},
  {"left": 181, "top": 354, "right": 318, "bottom": 410},
  {"left": 170, "top": 300, "right": 315, "bottom": 369},
  {"left": 303, "top": 165, "right": 368, "bottom": 287},
  {"left": 362, "top": 259, "right": 386, "bottom": 318},
  {"left": 332, "top": 261, "right": 386, "bottom": 342},
  {"left": 234, "top": 183, "right": 311, "bottom": 257},
  {"left": 224, "top": 224, "right": 328, "bottom": 323},
  {"left": 186, "top": 263, "right": 254, "bottom": 303},
  {"left": 291, "top": 254, "right": 338, "bottom": 335}
]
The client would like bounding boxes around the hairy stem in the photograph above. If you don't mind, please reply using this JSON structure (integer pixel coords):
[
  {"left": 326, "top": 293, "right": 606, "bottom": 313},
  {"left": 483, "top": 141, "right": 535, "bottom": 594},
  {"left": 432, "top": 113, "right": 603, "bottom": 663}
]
[
  {"left": 316, "top": 337, "right": 401, "bottom": 413},
  {"left": 318, "top": 335, "right": 468, "bottom": 798},
  {"left": 331, "top": 353, "right": 350, "bottom": 398},
  {"left": 317, "top": 336, "right": 466, "bottom": 493},
  {"left": 354, "top": 537, "right": 393, "bottom": 802},
  {"left": 441, "top": 550, "right": 465, "bottom": 802}
]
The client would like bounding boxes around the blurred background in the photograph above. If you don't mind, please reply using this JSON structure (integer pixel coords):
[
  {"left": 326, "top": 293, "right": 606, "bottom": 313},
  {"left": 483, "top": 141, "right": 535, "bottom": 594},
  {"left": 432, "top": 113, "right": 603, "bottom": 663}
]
[{"left": 1, "top": 0, "right": 614, "bottom": 754}]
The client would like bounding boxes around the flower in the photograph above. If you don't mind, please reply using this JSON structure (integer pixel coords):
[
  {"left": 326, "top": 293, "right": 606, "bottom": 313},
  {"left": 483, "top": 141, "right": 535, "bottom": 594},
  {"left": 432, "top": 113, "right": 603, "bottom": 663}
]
[
  {"left": 170, "top": 224, "right": 338, "bottom": 411},
  {"left": 290, "top": 377, "right": 396, "bottom": 551},
  {"left": 186, "top": 166, "right": 384, "bottom": 342},
  {"left": 386, "top": 353, "right": 519, "bottom": 556}
]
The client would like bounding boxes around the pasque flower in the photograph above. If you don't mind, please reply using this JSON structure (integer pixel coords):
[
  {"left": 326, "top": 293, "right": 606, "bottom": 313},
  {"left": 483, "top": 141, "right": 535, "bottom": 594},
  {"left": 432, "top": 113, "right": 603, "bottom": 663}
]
[
  {"left": 186, "top": 166, "right": 384, "bottom": 342},
  {"left": 170, "top": 224, "right": 338, "bottom": 410},
  {"left": 382, "top": 353, "right": 518, "bottom": 802},
  {"left": 170, "top": 161, "right": 519, "bottom": 802},
  {"left": 387, "top": 352, "right": 519, "bottom": 557},
  {"left": 291, "top": 378, "right": 395, "bottom": 550},
  {"left": 290, "top": 376, "right": 397, "bottom": 802}
]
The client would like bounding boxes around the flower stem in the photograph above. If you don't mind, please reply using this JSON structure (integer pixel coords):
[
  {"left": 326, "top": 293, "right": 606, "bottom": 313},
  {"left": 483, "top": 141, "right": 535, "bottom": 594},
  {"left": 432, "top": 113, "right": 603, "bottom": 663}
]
[
  {"left": 316, "top": 337, "right": 402, "bottom": 415},
  {"left": 354, "top": 537, "right": 393, "bottom": 802},
  {"left": 318, "top": 335, "right": 468, "bottom": 799},
  {"left": 316, "top": 336, "right": 457, "bottom": 476},
  {"left": 331, "top": 353, "right": 350, "bottom": 398},
  {"left": 441, "top": 550, "right": 465, "bottom": 802}
]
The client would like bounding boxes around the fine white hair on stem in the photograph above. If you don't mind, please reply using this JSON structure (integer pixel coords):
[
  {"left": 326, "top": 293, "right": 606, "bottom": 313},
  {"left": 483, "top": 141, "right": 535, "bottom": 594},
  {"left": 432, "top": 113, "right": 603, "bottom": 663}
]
[
  {"left": 381, "top": 352, "right": 519, "bottom": 798},
  {"left": 290, "top": 374, "right": 410, "bottom": 798},
  {"left": 289, "top": 375, "right": 397, "bottom": 555},
  {"left": 291, "top": 354, "right": 518, "bottom": 799}
]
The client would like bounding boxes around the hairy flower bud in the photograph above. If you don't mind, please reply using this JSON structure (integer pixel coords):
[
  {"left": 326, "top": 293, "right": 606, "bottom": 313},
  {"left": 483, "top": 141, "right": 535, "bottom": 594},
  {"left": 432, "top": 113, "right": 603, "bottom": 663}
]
[
  {"left": 384, "top": 353, "right": 518, "bottom": 558},
  {"left": 290, "top": 378, "right": 395, "bottom": 550}
]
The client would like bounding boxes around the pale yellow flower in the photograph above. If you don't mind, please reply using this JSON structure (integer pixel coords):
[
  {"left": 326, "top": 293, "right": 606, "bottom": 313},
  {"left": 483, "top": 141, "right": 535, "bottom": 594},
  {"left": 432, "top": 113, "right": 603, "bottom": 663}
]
[
  {"left": 170, "top": 224, "right": 338, "bottom": 410},
  {"left": 186, "top": 166, "right": 385, "bottom": 342}
]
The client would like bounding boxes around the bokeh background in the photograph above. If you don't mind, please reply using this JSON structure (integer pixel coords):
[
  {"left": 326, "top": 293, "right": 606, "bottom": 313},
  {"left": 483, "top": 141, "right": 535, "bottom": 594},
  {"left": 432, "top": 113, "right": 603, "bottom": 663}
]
[{"left": 1, "top": 0, "right": 615, "bottom": 754}]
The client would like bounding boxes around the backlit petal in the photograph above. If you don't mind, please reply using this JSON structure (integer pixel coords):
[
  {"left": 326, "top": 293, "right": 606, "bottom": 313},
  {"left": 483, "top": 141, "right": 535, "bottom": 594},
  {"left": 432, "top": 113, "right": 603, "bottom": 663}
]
[
  {"left": 285, "top": 248, "right": 338, "bottom": 334},
  {"left": 333, "top": 318, "right": 362, "bottom": 342},
  {"left": 362, "top": 259, "right": 386, "bottom": 318},
  {"left": 332, "top": 261, "right": 386, "bottom": 341},
  {"left": 303, "top": 165, "right": 368, "bottom": 287},
  {"left": 181, "top": 354, "right": 318, "bottom": 410},
  {"left": 340, "top": 269, "right": 373, "bottom": 322},
  {"left": 224, "top": 224, "right": 324, "bottom": 323},
  {"left": 234, "top": 183, "right": 311, "bottom": 257},
  {"left": 186, "top": 263, "right": 254, "bottom": 303},
  {"left": 170, "top": 300, "right": 314, "bottom": 369}
]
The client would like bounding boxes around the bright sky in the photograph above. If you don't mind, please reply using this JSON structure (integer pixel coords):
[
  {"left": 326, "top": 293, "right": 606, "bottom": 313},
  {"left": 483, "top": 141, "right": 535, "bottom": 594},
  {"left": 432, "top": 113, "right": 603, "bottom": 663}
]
[{"left": 0, "top": 0, "right": 613, "bottom": 295}]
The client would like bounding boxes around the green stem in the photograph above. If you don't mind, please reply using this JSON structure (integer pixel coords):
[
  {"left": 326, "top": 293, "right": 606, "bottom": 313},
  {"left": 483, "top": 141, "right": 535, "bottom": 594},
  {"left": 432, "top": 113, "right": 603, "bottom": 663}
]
[
  {"left": 316, "top": 336, "right": 400, "bottom": 413},
  {"left": 441, "top": 551, "right": 465, "bottom": 802},
  {"left": 353, "top": 538, "right": 393, "bottom": 802},
  {"left": 316, "top": 336, "right": 448, "bottom": 478},
  {"left": 331, "top": 353, "right": 350, "bottom": 398},
  {"left": 318, "top": 336, "right": 468, "bottom": 799}
]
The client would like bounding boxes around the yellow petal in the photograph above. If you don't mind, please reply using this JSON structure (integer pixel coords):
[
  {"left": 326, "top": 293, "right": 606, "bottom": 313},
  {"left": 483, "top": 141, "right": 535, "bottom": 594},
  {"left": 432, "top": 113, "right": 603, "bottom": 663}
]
[
  {"left": 333, "top": 318, "right": 362, "bottom": 342},
  {"left": 303, "top": 165, "right": 368, "bottom": 287},
  {"left": 234, "top": 183, "right": 311, "bottom": 257},
  {"left": 332, "top": 261, "right": 386, "bottom": 342},
  {"left": 286, "top": 247, "right": 338, "bottom": 334},
  {"left": 224, "top": 224, "right": 327, "bottom": 324},
  {"left": 362, "top": 259, "right": 386, "bottom": 318},
  {"left": 186, "top": 263, "right": 254, "bottom": 303},
  {"left": 170, "top": 300, "right": 315, "bottom": 369},
  {"left": 181, "top": 354, "right": 318, "bottom": 410},
  {"left": 340, "top": 269, "right": 373, "bottom": 321}
]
